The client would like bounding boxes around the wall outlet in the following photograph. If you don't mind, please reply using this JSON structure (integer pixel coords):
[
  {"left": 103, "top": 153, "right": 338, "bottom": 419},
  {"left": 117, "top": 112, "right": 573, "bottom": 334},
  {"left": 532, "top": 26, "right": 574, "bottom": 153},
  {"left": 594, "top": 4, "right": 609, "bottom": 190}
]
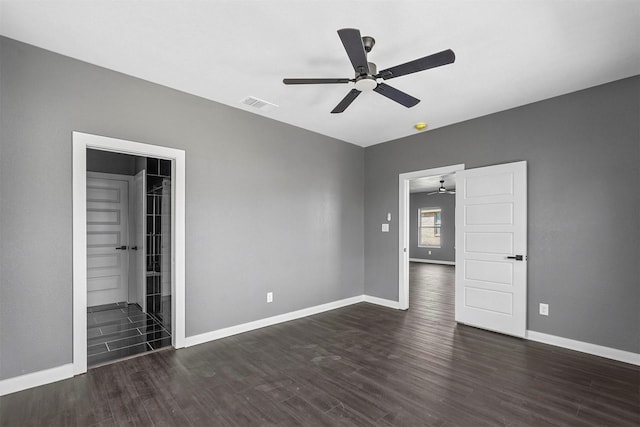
[
  {"left": 267, "top": 292, "right": 273, "bottom": 303},
  {"left": 428, "top": 250, "right": 432, "bottom": 255},
  {"left": 539, "top": 303, "right": 549, "bottom": 316},
  {"left": 381, "top": 223, "right": 389, "bottom": 232}
]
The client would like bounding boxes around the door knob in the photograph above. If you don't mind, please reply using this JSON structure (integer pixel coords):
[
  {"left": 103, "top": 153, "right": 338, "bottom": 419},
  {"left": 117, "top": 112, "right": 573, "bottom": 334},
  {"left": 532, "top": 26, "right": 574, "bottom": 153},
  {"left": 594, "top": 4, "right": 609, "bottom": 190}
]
[
  {"left": 115, "top": 246, "right": 127, "bottom": 250},
  {"left": 130, "top": 246, "right": 138, "bottom": 251},
  {"left": 506, "top": 255, "right": 524, "bottom": 261}
]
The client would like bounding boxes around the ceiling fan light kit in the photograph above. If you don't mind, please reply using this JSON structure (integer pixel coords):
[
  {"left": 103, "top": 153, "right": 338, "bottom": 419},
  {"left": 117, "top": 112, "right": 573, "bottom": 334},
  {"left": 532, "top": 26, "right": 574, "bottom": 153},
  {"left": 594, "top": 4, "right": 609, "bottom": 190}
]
[
  {"left": 283, "top": 28, "right": 455, "bottom": 114},
  {"left": 354, "top": 62, "right": 377, "bottom": 91}
]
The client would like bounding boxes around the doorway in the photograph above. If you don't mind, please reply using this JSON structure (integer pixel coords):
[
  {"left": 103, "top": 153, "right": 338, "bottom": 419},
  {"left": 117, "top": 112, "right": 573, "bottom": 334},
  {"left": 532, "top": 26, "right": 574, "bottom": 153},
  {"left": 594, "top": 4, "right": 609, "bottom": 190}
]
[
  {"left": 72, "top": 132, "right": 186, "bottom": 375},
  {"left": 405, "top": 171, "right": 459, "bottom": 322},
  {"left": 85, "top": 155, "right": 174, "bottom": 367},
  {"left": 398, "top": 164, "right": 464, "bottom": 310}
]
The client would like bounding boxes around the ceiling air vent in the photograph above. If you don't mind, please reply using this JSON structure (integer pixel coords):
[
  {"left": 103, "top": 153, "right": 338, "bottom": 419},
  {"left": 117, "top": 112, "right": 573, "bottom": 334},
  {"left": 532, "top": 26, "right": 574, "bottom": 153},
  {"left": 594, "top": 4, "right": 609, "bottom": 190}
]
[{"left": 240, "top": 96, "right": 278, "bottom": 112}]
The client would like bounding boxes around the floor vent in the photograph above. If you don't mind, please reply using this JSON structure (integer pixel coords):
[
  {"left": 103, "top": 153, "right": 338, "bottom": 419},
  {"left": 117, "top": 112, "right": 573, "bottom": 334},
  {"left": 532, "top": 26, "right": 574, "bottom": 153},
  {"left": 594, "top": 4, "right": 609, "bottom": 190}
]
[{"left": 240, "top": 96, "right": 278, "bottom": 112}]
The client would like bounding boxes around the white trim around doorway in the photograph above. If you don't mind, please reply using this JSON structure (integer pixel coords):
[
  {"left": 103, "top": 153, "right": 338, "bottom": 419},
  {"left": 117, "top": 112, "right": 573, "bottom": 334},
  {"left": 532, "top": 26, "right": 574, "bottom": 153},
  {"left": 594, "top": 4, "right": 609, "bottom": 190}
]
[
  {"left": 398, "top": 164, "right": 464, "bottom": 310},
  {"left": 72, "top": 132, "right": 186, "bottom": 376}
]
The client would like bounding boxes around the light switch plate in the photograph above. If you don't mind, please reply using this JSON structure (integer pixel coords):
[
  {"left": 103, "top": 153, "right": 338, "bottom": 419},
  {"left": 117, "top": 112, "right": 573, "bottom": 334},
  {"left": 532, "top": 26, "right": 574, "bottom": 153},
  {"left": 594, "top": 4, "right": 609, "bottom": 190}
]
[{"left": 381, "top": 223, "right": 389, "bottom": 232}]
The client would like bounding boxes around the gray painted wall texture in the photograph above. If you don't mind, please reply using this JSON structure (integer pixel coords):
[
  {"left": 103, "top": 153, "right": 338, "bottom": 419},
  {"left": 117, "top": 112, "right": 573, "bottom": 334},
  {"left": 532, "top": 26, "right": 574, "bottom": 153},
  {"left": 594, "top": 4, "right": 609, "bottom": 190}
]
[
  {"left": 409, "top": 193, "right": 455, "bottom": 262},
  {"left": 0, "top": 37, "right": 364, "bottom": 379},
  {"left": 365, "top": 76, "right": 639, "bottom": 353}
]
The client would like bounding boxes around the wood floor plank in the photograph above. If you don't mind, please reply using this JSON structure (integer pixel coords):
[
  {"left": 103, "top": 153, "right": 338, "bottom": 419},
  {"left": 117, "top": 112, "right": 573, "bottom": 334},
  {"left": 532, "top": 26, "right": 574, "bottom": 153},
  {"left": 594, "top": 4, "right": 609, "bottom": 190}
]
[{"left": 279, "top": 394, "right": 338, "bottom": 427}]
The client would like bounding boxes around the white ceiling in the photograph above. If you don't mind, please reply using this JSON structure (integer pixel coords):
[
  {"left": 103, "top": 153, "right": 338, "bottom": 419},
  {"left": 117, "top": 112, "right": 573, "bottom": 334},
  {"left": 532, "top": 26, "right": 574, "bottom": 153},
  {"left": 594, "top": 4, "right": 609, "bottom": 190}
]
[
  {"left": 410, "top": 174, "right": 455, "bottom": 194},
  {"left": 1, "top": 1, "right": 638, "bottom": 147}
]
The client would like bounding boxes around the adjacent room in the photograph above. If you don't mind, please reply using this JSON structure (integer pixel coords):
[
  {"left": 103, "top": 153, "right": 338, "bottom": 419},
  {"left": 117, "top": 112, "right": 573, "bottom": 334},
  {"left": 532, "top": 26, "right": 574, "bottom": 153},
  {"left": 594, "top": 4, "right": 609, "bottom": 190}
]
[
  {"left": 1, "top": 1, "right": 638, "bottom": 425},
  {"left": 407, "top": 173, "right": 457, "bottom": 320}
]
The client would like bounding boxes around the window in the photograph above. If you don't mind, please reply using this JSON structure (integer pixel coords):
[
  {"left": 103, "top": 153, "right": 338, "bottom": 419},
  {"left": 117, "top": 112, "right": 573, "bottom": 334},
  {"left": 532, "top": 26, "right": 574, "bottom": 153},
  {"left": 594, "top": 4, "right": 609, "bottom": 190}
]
[{"left": 419, "top": 208, "right": 441, "bottom": 247}]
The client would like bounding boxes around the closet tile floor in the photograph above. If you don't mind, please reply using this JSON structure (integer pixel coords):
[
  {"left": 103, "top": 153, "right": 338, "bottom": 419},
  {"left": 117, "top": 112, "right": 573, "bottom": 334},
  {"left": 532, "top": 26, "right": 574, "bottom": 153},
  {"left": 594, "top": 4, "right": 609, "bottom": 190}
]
[{"left": 87, "top": 302, "right": 172, "bottom": 367}]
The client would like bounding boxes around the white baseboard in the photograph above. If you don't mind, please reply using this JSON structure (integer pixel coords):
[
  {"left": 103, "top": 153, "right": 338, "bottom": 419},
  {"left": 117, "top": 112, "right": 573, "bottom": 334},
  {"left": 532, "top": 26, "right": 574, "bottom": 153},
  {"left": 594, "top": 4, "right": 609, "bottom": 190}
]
[
  {"left": 409, "top": 258, "right": 455, "bottom": 266},
  {"left": 363, "top": 295, "right": 401, "bottom": 309},
  {"left": 185, "top": 295, "right": 365, "bottom": 347},
  {"left": 0, "top": 363, "right": 74, "bottom": 397},
  {"left": 4, "top": 304, "right": 637, "bottom": 396},
  {"left": 1, "top": 294, "right": 399, "bottom": 396},
  {"left": 526, "top": 331, "right": 640, "bottom": 366}
]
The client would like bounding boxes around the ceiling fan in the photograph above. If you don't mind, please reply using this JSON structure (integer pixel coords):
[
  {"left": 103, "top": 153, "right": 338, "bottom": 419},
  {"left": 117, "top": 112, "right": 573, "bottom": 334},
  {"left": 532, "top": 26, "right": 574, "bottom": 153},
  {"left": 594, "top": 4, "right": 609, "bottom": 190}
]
[
  {"left": 283, "top": 28, "right": 455, "bottom": 113},
  {"left": 428, "top": 180, "right": 456, "bottom": 195}
]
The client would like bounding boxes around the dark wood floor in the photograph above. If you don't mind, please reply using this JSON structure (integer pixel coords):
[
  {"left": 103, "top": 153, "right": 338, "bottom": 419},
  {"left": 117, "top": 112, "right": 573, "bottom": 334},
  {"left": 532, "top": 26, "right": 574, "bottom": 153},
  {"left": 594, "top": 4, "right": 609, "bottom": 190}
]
[{"left": 1, "top": 263, "right": 638, "bottom": 426}]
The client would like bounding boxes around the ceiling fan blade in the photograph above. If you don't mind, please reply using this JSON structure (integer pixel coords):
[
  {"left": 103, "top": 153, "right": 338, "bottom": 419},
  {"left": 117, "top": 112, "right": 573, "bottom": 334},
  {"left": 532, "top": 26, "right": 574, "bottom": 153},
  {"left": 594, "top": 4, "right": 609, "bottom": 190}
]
[
  {"left": 283, "top": 78, "right": 352, "bottom": 85},
  {"left": 337, "top": 28, "right": 370, "bottom": 75},
  {"left": 331, "top": 89, "right": 361, "bottom": 114},
  {"left": 373, "top": 83, "right": 420, "bottom": 108},
  {"left": 377, "top": 49, "right": 455, "bottom": 80},
  {"left": 426, "top": 190, "right": 454, "bottom": 195}
]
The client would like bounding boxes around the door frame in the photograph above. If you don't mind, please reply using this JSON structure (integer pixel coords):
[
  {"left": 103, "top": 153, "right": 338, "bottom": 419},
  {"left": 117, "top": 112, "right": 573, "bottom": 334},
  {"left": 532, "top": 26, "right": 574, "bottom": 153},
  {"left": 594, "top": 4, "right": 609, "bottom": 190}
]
[
  {"left": 398, "top": 164, "right": 465, "bottom": 310},
  {"left": 72, "top": 131, "right": 186, "bottom": 375},
  {"left": 132, "top": 169, "right": 147, "bottom": 311}
]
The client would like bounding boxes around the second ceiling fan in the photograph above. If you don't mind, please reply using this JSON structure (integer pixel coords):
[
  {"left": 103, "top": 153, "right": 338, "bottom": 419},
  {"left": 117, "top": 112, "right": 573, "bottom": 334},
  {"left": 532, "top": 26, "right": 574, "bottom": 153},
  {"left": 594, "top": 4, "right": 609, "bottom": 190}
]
[
  {"left": 283, "top": 28, "right": 455, "bottom": 113},
  {"left": 428, "top": 179, "right": 456, "bottom": 195}
]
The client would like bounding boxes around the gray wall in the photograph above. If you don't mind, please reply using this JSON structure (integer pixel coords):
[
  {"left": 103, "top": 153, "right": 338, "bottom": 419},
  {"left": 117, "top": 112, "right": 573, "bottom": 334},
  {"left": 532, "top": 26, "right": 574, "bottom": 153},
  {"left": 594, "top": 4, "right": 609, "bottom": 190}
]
[
  {"left": 409, "top": 193, "right": 455, "bottom": 262},
  {"left": 0, "top": 37, "right": 364, "bottom": 379},
  {"left": 86, "top": 149, "right": 137, "bottom": 175},
  {"left": 365, "top": 76, "right": 639, "bottom": 353}
]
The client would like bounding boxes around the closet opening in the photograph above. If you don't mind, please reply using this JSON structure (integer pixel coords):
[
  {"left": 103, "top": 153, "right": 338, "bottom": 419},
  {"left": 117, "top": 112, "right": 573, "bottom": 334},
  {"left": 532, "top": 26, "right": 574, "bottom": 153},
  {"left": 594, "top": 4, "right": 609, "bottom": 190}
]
[{"left": 85, "top": 151, "right": 173, "bottom": 367}]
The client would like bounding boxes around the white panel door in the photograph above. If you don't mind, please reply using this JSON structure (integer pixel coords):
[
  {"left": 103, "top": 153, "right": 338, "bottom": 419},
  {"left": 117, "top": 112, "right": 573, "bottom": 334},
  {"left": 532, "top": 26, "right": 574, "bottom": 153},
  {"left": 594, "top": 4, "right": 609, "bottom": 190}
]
[
  {"left": 455, "top": 161, "right": 527, "bottom": 337},
  {"left": 87, "top": 174, "right": 129, "bottom": 307}
]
